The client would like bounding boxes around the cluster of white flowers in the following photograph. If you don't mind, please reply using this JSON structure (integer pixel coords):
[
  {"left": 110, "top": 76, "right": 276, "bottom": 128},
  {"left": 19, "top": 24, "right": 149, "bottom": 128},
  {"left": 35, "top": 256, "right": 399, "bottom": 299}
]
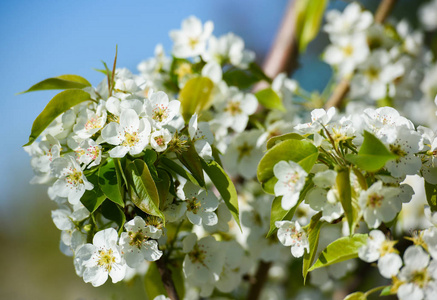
[{"left": 23, "top": 4, "right": 437, "bottom": 299}]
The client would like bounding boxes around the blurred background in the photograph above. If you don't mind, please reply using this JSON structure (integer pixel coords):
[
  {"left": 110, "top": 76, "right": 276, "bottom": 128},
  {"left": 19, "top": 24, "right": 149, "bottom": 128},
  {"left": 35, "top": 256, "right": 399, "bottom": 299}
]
[{"left": 0, "top": 0, "right": 428, "bottom": 299}]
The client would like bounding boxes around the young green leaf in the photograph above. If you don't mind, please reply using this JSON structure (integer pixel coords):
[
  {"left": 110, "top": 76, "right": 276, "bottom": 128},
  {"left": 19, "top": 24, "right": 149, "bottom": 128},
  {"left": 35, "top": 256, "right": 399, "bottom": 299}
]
[
  {"left": 255, "top": 88, "right": 285, "bottom": 111},
  {"left": 24, "top": 89, "right": 91, "bottom": 146},
  {"left": 160, "top": 157, "right": 200, "bottom": 186},
  {"left": 345, "top": 130, "right": 397, "bottom": 172},
  {"left": 257, "top": 139, "right": 318, "bottom": 194},
  {"left": 201, "top": 159, "right": 241, "bottom": 228},
  {"left": 336, "top": 167, "right": 355, "bottom": 234},
  {"left": 308, "top": 234, "right": 368, "bottom": 272},
  {"left": 424, "top": 180, "right": 437, "bottom": 212},
  {"left": 18, "top": 74, "right": 91, "bottom": 94},
  {"left": 98, "top": 158, "right": 124, "bottom": 207},
  {"left": 156, "top": 169, "right": 171, "bottom": 211},
  {"left": 80, "top": 172, "right": 106, "bottom": 213},
  {"left": 125, "top": 159, "right": 164, "bottom": 221},
  {"left": 294, "top": 0, "right": 328, "bottom": 52},
  {"left": 179, "top": 76, "right": 214, "bottom": 122},
  {"left": 302, "top": 212, "right": 323, "bottom": 282},
  {"left": 266, "top": 132, "right": 304, "bottom": 150},
  {"left": 177, "top": 141, "right": 205, "bottom": 187}
]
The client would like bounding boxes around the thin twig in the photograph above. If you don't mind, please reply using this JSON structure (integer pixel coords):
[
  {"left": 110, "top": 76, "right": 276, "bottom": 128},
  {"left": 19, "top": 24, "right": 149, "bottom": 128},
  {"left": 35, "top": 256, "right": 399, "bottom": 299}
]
[
  {"left": 324, "top": 0, "right": 398, "bottom": 109},
  {"left": 156, "top": 257, "right": 180, "bottom": 300}
]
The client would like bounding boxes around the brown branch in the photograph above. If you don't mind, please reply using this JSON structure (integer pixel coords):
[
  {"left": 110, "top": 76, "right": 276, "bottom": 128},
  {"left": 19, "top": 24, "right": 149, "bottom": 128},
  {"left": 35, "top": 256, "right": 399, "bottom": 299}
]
[
  {"left": 246, "top": 261, "right": 273, "bottom": 300},
  {"left": 156, "top": 257, "right": 180, "bottom": 300},
  {"left": 324, "top": 0, "right": 398, "bottom": 109}
]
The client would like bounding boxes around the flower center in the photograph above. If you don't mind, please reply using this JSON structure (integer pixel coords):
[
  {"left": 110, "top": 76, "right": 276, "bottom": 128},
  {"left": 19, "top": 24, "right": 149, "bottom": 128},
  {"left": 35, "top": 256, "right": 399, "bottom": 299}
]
[
  {"left": 85, "top": 117, "right": 101, "bottom": 131},
  {"left": 154, "top": 135, "right": 165, "bottom": 146},
  {"left": 153, "top": 106, "right": 168, "bottom": 122},
  {"left": 389, "top": 144, "right": 407, "bottom": 158},
  {"left": 187, "top": 197, "right": 201, "bottom": 214},
  {"left": 226, "top": 101, "right": 242, "bottom": 116},
  {"left": 175, "top": 62, "right": 192, "bottom": 80},
  {"left": 237, "top": 142, "right": 253, "bottom": 160},
  {"left": 129, "top": 230, "right": 146, "bottom": 248},
  {"left": 365, "top": 67, "right": 380, "bottom": 81},
  {"left": 122, "top": 132, "right": 139, "bottom": 147},
  {"left": 189, "top": 244, "right": 206, "bottom": 265},
  {"left": 67, "top": 169, "right": 84, "bottom": 186},
  {"left": 97, "top": 249, "right": 116, "bottom": 272},
  {"left": 412, "top": 269, "right": 430, "bottom": 288},
  {"left": 342, "top": 44, "right": 354, "bottom": 57},
  {"left": 188, "top": 37, "right": 199, "bottom": 50},
  {"left": 367, "top": 193, "right": 384, "bottom": 208}
]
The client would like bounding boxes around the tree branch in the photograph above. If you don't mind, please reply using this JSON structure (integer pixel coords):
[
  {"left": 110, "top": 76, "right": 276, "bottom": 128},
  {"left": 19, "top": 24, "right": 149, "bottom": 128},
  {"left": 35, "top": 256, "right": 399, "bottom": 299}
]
[
  {"left": 246, "top": 261, "right": 273, "bottom": 300},
  {"left": 156, "top": 257, "right": 180, "bottom": 300},
  {"left": 324, "top": 0, "right": 398, "bottom": 109}
]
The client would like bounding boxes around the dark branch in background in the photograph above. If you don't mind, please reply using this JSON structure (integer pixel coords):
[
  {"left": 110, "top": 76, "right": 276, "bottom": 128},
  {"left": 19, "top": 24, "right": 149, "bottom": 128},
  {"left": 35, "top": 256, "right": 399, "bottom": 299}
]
[
  {"left": 324, "top": 0, "right": 398, "bottom": 109},
  {"left": 156, "top": 257, "right": 180, "bottom": 300},
  {"left": 247, "top": 0, "right": 299, "bottom": 299}
]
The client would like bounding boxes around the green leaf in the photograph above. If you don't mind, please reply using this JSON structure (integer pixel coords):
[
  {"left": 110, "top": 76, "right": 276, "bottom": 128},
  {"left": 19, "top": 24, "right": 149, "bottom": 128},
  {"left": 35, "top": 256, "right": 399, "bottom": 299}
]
[
  {"left": 266, "top": 133, "right": 304, "bottom": 150},
  {"left": 24, "top": 89, "right": 91, "bottom": 146},
  {"left": 100, "top": 200, "right": 126, "bottom": 232},
  {"left": 336, "top": 167, "right": 355, "bottom": 234},
  {"left": 201, "top": 159, "right": 240, "bottom": 228},
  {"left": 19, "top": 74, "right": 91, "bottom": 94},
  {"left": 295, "top": 0, "right": 328, "bottom": 52},
  {"left": 344, "top": 292, "right": 366, "bottom": 300},
  {"left": 160, "top": 157, "right": 200, "bottom": 187},
  {"left": 179, "top": 76, "right": 214, "bottom": 122},
  {"left": 177, "top": 141, "right": 205, "bottom": 187},
  {"left": 425, "top": 180, "right": 437, "bottom": 212},
  {"left": 257, "top": 139, "right": 318, "bottom": 194},
  {"left": 248, "top": 62, "right": 272, "bottom": 84},
  {"left": 80, "top": 172, "right": 106, "bottom": 213},
  {"left": 345, "top": 130, "right": 397, "bottom": 172},
  {"left": 125, "top": 159, "right": 164, "bottom": 220},
  {"left": 308, "top": 234, "right": 368, "bottom": 271},
  {"left": 156, "top": 169, "right": 171, "bottom": 211},
  {"left": 98, "top": 158, "right": 124, "bottom": 207},
  {"left": 255, "top": 88, "right": 285, "bottom": 111},
  {"left": 223, "top": 69, "right": 259, "bottom": 89},
  {"left": 266, "top": 179, "right": 314, "bottom": 237},
  {"left": 144, "top": 261, "right": 185, "bottom": 300},
  {"left": 303, "top": 212, "right": 323, "bottom": 282}
]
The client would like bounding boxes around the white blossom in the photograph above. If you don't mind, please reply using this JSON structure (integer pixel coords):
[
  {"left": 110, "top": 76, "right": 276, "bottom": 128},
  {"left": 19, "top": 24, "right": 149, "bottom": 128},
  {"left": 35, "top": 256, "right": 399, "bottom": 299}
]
[{"left": 273, "top": 160, "right": 308, "bottom": 210}]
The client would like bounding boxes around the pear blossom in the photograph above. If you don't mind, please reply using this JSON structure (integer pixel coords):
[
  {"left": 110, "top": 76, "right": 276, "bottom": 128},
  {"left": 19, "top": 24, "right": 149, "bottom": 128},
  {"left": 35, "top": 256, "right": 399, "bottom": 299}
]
[
  {"left": 24, "top": 134, "right": 61, "bottom": 184},
  {"left": 73, "top": 138, "right": 102, "bottom": 168},
  {"left": 275, "top": 220, "right": 309, "bottom": 257},
  {"left": 73, "top": 102, "right": 107, "bottom": 139},
  {"left": 273, "top": 160, "right": 308, "bottom": 210},
  {"left": 182, "top": 234, "right": 225, "bottom": 290},
  {"left": 358, "top": 230, "right": 402, "bottom": 278},
  {"left": 214, "top": 87, "right": 258, "bottom": 133},
  {"left": 75, "top": 228, "right": 127, "bottom": 287},
  {"left": 188, "top": 114, "right": 214, "bottom": 160},
  {"left": 145, "top": 91, "right": 180, "bottom": 128},
  {"left": 203, "top": 32, "right": 255, "bottom": 68},
  {"left": 51, "top": 156, "right": 93, "bottom": 205},
  {"left": 305, "top": 170, "right": 344, "bottom": 222},
  {"left": 397, "top": 246, "right": 437, "bottom": 300},
  {"left": 358, "top": 181, "right": 402, "bottom": 228},
  {"left": 101, "top": 108, "right": 151, "bottom": 158},
  {"left": 222, "top": 130, "right": 264, "bottom": 179},
  {"left": 170, "top": 16, "right": 213, "bottom": 58},
  {"left": 323, "top": 33, "right": 370, "bottom": 76},
  {"left": 177, "top": 181, "right": 219, "bottom": 226},
  {"left": 119, "top": 216, "right": 162, "bottom": 268},
  {"left": 324, "top": 2, "right": 373, "bottom": 37},
  {"left": 150, "top": 128, "right": 172, "bottom": 152},
  {"left": 294, "top": 107, "right": 336, "bottom": 134},
  {"left": 419, "top": 0, "right": 437, "bottom": 31}
]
